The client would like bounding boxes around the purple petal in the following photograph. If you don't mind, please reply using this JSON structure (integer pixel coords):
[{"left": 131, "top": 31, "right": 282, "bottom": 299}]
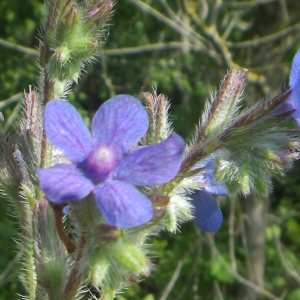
[
  {"left": 200, "top": 157, "right": 227, "bottom": 196},
  {"left": 290, "top": 49, "right": 300, "bottom": 88},
  {"left": 92, "top": 95, "right": 148, "bottom": 151},
  {"left": 269, "top": 97, "right": 295, "bottom": 119},
  {"left": 36, "top": 164, "right": 93, "bottom": 203},
  {"left": 289, "top": 50, "right": 300, "bottom": 126},
  {"left": 94, "top": 180, "right": 153, "bottom": 228},
  {"left": 191, "top": 190, "right": 223, "bottom": 232},
  {"left": 290, "top": 82, "right": 300, "bottom": 126},
  {"left": 45, "top": 100, "right": 92, "bottom": 164},
  {"left": 205, "top": 183, "right": 227, "bottom": 196},
  {"left": 113, "top": 133, "right": 185, "bottom": 186}
]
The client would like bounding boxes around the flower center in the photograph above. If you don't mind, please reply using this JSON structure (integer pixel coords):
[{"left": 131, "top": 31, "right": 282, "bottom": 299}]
[{"left": 84, "top": 144, "right": 119, "bottom": 183}]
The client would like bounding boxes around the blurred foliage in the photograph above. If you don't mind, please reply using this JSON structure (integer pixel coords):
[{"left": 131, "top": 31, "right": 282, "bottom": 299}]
[{"left": 1, "top": 0, "right": 300, "bottom": 299}]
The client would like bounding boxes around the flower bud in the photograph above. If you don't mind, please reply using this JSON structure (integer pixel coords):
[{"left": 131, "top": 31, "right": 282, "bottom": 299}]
[
  {"left": 57, "top": 4, "right": 82, "bottom": 43},
  {"left": 23, "top": 86, "right": 43, "bottom": 161},
  {"left": 165, "top": 194, "right": 193, "bottom": 232},
  {"left": 203, "top": 68, "right": 246, "bottom": 138},
  {"left": 115, "top": 243, "right": 152, "bottom": 276},
  {"left": 142, "top": 89, "right": 170, "bottom": 143},
  {"left": 90, "top": 255, "right": 110, "bottom": 286},
  {"left": 238, "top": 165, "right": 251, "bottom": 195},
  {"left": 85, "top": 0, "right": 115, "bottom": 31}
]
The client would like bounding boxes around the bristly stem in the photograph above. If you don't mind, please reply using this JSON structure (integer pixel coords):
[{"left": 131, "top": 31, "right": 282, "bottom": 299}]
[
  {"left": 21, "top": 203, "right": 37, "bottom": 300},
  {"left": 63, "top": 236, "right": 85, "bottom": 300}
]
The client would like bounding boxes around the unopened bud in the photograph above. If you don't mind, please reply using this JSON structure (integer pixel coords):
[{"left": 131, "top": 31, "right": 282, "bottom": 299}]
[
  {"left": 116, "top": 243, "right": 152, "bottom": 276},
  {"left": 142, "top": 89, "right": 170, "bottom": 143},
  {"left": 85, "top": 0, "right": 114, "bottom": 30},
  {"left": 90, "top": 256, "right": 110, "bottom": 286},
  {"left": 238, "top": 165, "right": 250, "bottom": 195},
  {"left": 204, "top": 68, "right": 246, "bottom": 137},
  {"left": 57, "top": 4, "right": 82, "bottom": 43}
]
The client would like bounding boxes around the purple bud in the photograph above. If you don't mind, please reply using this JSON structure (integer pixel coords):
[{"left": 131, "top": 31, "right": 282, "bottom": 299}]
[{"left": 86, "top": 0, "right": 114, "bottom": 28}]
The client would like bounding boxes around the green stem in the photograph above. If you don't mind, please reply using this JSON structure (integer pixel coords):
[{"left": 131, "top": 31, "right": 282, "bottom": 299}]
[
  {"left": 63, "top": 237, "right": 85, "bottom": 300},
  {"left": 40, "top": 70, "right": 54, "bottom": 169},
  {"left": 21, "top": 204, "right": 36, "bottom": 299}
]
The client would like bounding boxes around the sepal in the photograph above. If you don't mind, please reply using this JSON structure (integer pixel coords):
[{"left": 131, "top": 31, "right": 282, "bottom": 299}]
[
  {"left": 165, "top": 194, "right": 193, "bottom": 232},
  {"left": 142, "top": 89, "right": 171, "bottom": 143}
]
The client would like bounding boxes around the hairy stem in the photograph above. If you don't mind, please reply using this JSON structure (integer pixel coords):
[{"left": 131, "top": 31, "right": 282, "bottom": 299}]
[
  {"left": 63, "top": 236, "right": 85, "bottom": 300},
  {"left": 21, "top": 203, "right": 36, "bottom": 299}
]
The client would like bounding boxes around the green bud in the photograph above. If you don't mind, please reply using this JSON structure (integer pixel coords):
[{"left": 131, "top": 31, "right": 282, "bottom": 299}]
[
  {"left": 23, "top": 86, "right": 43, "bottom": 163},
  {"left": 90, "top": 255, "right": 110, "bottom": 286},
  {"left": 57, "top": 4, "right": 82, "bottom": 44},
  {"left": 57, "top": 0, "right": 73, "bottom": 23},
  {"left": 204, "top": 68, "right": 246, "bottom": 137},
  {"left": 22, "top": 184, "right": 36, "bottom": 209},
  {"left": 65, "top": 59, "right": 81, "bottom": 82},
  {"left": 252, "top": 170, "right": 270, "bottom": 196},
  {"left": 71, "top": 38, "right": 99, "bottom": 60},
  {"left": 238, "top": 165, "right": 250, "bottom": 195},
  {"left": 165, "top": 194, "right": 193, "bottom": 232},
  {"left": 54, "top": 45, "right": 71, "bottom": 64},
  {"left": 47, "top": 50, "right": 81, "bottom": 82},
  {"left": 116, "top": 243, "right": 151, "bottom": 275}
]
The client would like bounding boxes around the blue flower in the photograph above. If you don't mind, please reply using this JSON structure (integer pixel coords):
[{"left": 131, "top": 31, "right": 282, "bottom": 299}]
[
  {"left": 37, "top": 95, "right": 185, "bottom": 228},
  {"left": 289, "top": 49, "right": 300, "bottom": 126},
  {"left": 191, "top": 157, "right": 227, "bottom": 232}
]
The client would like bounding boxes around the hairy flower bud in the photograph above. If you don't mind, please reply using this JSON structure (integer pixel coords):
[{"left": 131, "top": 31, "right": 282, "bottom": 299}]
[
  {"left": 115, "top": 243, "right": 152, "bottom": 276},
  {"left": 85, "top": 0, "right": 115, "bottom": 31},
  {"left": 142, "top": 89, "right": 171, "bottom": 144}
]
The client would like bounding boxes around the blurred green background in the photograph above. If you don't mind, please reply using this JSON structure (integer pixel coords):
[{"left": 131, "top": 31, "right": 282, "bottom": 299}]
[{"left": 1, "top": 0, "right": 300, "bottom": 299}]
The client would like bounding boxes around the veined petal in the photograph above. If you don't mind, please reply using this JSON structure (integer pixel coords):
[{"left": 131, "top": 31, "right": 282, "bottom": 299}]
[
  {"left": 290, "top": 49, "right": 300, "bottom": 88},
  {"left": 94, "top": 180, "right": 153, "bottom": 228},
  {"left": 36, "top": 164, "right": 93, "bottom": 203},
  {"left": 113, "top": 133, "right": 185, "bottom": 186},
  {"left": 45, "top": 100, "right": 92, "bottom": 164},
  {"left": 191, "top": 190, "right": 223, "bottom": 232},
  {"left": 92, "top": 95, "right": 148, "bottom": 151}
]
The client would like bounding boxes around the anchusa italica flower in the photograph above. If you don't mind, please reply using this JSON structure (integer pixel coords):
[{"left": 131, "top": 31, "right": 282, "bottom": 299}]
[{"left": 37, "top": 95, "right": 185, "bottom": 228}]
